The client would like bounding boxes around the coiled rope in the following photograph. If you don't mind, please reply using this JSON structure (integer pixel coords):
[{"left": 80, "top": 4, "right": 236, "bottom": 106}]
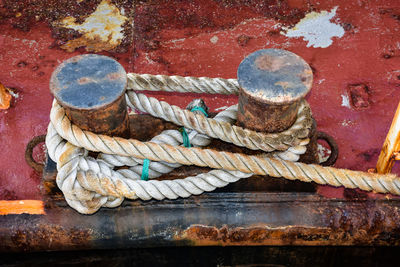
[{"left": 46, "top": 73, "right": 400, "bottom": 214}]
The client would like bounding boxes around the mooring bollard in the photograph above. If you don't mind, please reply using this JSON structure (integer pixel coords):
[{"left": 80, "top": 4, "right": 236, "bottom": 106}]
[
  {"left": 49, "top": 54, "right": 130, "bottom": 137},
  {"left": 237, "top": 49, "right": 313, "bottom": 133},
  {"left": 237, "top": 49, "right": 318, "bottom": 163}
]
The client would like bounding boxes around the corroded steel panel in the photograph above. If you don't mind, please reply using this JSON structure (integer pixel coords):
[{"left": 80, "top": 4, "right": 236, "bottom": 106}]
[{"left": 0, "top": 0, "right": 399, "bottom": 209}]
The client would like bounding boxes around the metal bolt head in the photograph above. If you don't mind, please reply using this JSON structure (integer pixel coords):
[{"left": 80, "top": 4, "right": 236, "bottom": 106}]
[
  {"left": 50, "top": 54, "right": 127, "bottom": 110},
  {"left": 237, "top": 49, "right": 313, "bottom": 105}
]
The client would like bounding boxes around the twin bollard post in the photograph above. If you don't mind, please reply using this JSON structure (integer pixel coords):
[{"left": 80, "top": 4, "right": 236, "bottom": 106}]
[{"left": 49, "top": 50, "right": 318, "bottom": 165}]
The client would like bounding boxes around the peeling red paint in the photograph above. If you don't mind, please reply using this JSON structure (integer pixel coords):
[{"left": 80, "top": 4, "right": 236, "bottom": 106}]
[{"left": 0, "top": 0, "right": 400, "bottom": 200}]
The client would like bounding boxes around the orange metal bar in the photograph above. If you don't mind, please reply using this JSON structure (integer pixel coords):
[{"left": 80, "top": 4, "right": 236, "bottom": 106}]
[
  {"left": 0, "top": 200, "right": 45, "bottom": 215},
  {"left": 376, "top": 102, "right": 400, "bottom": 174}
]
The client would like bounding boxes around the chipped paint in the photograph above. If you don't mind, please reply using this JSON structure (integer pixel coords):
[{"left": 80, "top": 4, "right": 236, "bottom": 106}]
[
  {"left": 341, "top": 94, "right": 351, "bottom": 108},
  {"left": 210, "top": 36, "right": 219, "bottom": 44},
  {"left": 214, "top": 106, "right": 229, "bottom": 111},
  {"left": 317, "top": 143, "right": 330, "bottom": 163},
  {"left": 54, "top": 0, "right": 128, "bottom": 52},
  {"left": 341, "top": 120, "right": 354, "bottom": 127},
  {"left": 0, "top": 82, "right": 12, "bottom": 110},
  {"left": 282, "top": 7, "right": 345, "bottom": 48}
]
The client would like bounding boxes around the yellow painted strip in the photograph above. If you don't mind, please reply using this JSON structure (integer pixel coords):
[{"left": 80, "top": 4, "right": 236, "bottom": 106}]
[
  {"left": 0, "top": 200, "right": 45, "bottom": 215},
  {"left": 377, "top": 102, "right": 400, "bottom": 174}
]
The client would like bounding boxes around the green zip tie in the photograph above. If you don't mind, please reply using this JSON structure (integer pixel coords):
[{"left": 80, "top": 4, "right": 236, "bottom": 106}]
[
  {"left": 191, "top": 106, "right": 208, "bottom": 117},
  {"left": 142, "top": 106, "right": 208, "bottom": 179},
  {"left": 180, "top": 127, "right": 191, "bottom": 148},
  {"left": 141, "top": 159, "right": 150, "bottom": 181},
  {"left": 180, "top": 106, "right": 209, "bottom": 148}
]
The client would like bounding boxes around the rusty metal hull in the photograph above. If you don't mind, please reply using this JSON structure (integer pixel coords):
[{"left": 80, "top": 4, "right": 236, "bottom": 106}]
[
  {"left": 2, "top": 159, "right": 400, "bottom": 252},
  {"left": 2, "top": 194, "right": 400, "bottom": 252}
]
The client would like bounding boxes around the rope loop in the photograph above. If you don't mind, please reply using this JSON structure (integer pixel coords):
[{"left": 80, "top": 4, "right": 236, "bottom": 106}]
[{"left": 45, "top": 73, "right": 400, "bottom": 214}]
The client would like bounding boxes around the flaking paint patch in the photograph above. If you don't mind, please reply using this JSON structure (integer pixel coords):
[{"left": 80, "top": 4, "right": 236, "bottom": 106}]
[
  {"left": 210, "top": 36, "right": 219, "bottom": 44},
  {"left": 317, "top": 143, "right": 330, "bottom": 163},
  {"left": 55, "top": 0, "right": 128, "bottom": 52},
  {"left": 281, "top": 7, "right": 345, "bottom": 48},
  {"left": 341, "top": 94, "right": 351, "bottom": 108},
  {"left": 0, "top": 82, "right": 12, "bottom": 110}
]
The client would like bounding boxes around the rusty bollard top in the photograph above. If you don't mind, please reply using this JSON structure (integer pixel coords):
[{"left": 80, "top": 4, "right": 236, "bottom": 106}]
[
  {"left": 237, "top": 49, "right": 313, "bottom": 133},
  {"left": 50, "top": 54, "right": 130, "bottom": 137}
]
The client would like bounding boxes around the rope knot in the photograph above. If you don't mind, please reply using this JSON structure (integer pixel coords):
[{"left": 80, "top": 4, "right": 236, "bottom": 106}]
[{"left": 45, "top": 73, "right": 395, "bottom": 215}]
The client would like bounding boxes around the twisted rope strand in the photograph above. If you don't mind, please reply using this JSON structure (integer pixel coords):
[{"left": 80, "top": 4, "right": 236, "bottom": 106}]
[
  {"left": 47, "top": 99, "right": 255, "bottom": 213},
  {"left": 127, "top": 73, "right": 239, "bottom": 94},
  {"left": 126, "top": 91, "right": 311, "bottom": 152},
  {"left": 49, "top": 101, "right": 400, "bottom": 196}
]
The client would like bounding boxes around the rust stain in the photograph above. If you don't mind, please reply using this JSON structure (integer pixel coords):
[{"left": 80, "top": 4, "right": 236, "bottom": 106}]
[
  {"left": 176, "top": 219, "right": 400, "bottom": 246},
  {"left": 0, "top": 82, "right": 12, "bottom": 110},
  {"left": 10, "top": 223, "right": 91, "bottom": 251},
  {"left": 274, "top": 81, "right": 294, "bottom": 90},
  {"left": 176, "top": 224, "right": 337, "bottom": 246},
  {"left": 255, "top": 54, "right": 287, "bottom": 72},
  {"left": 237, "top": 34, "right": 251, "bottom": 47},
  {"left": 77, "top": 77, "right": 95, "bottom": 84},
  {"left": 0, "top": 200, "right": 45, "bottom": 215},
  {"left": 237, "top": 88, "right": 300, "bottom": 133},
  {"left": 347, "top": 84, "right": 370, "bottom": 110},
  {"left": 54, "top": 0, "right": 128, "bottom": 52},
  {"left": 299, "top": 69, "right": 313, "bottom": 88}
]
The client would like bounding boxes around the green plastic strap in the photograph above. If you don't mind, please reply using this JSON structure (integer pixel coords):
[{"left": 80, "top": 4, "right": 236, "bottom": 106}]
[
  {"left": 141, "top": 159, "right": 150, "bottom": 181},
  {"left": 141, "top": 107, "right": 207, "bottom": 180},
  {"left": 180, "top": 127, "right": 191, "bottom": 148},
  {"left": 180, "top": 106, "right": 209, "bottom": 148},
  {"left": 191, "top": 106, "right": 208, "bottom": 117}
]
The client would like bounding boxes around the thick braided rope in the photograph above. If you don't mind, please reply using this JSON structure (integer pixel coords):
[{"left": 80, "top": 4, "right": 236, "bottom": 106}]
[
  {"left": 126, "top": 91, "right": 311, "bottom": 152},
  {"left": 47, "top": 94, "right": 306, "bottom": 213},
  {"left": 99, "top": 102, "right": 238, "bottom": 177},
  {"left": 46, "top": 122, "right": 251, "bottom": 214},
  {"left": 47, "top": 99, "right": 256, "bottom": 213},
  {"left": 50, "top": 100, "right": 400, "bottom": 197},
  {"left": 101, "top": 100, "right": 307, "bottom": 171},
  {"left": 127, "top": 73, "right": 239, "bottom": 94}
]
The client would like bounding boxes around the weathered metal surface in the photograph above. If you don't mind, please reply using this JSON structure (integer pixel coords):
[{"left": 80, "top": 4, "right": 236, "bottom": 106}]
[
  {"left": 237, "top": 49, "right": 312, "bottom": 133},
  {"left": 0, "top": 0, "right": 134, "bottom": 53},
  {"left": 50, "top": 54, "right": 130, "bottom": 137},
  {"left": 0, "top": 0, "right": 399, "bottom": 257},
  {"left": 317, "top": 131, "right": 339, "bottom": 166},
  {"left": 24, "top": 135, "right": 46, "bottom": 172},
  {"left": 298, "top": 119, "right": 319, "bottom": 164},
  {"left": 2, "top": 190, "right": 400, "bottom": 252},
  {"left": 0, "top": 0, "right": 399, "bottom": 209},
  {"left": 234, "top": 49, "right": 319, "bottom": 164}
]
